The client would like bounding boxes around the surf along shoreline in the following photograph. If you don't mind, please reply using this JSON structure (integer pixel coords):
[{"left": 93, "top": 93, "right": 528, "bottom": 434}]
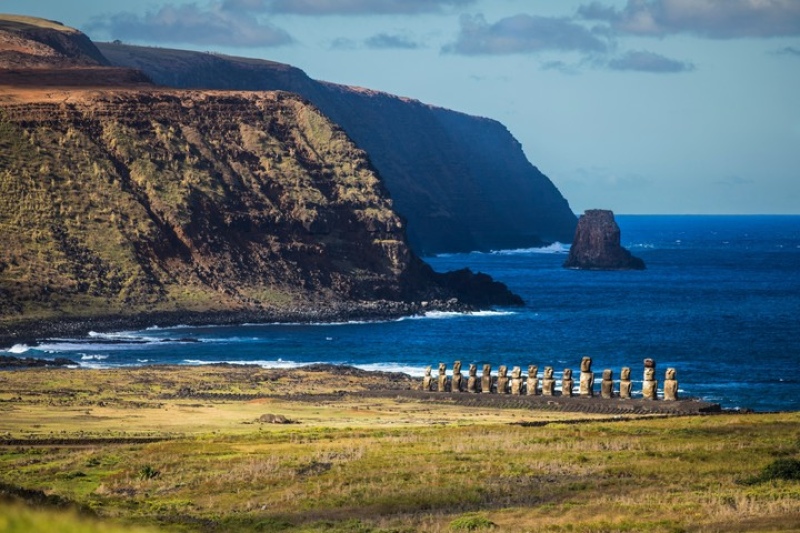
[{"left": 0, "top": 298, "right": 476, "bottom": 350}]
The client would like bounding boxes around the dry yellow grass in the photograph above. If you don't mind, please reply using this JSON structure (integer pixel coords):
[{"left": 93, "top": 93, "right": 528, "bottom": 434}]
[{"left": 1, "top": 366, "right": 799, "bottom": 533}]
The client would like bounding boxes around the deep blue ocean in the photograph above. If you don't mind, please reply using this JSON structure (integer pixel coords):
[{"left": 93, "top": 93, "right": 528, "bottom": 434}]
[{"left": 3, "top": 216, "right": 799, "bottom": 412}]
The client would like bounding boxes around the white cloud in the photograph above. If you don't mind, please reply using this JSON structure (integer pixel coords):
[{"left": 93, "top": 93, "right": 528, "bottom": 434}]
[
  {"left": 442, "top": 13, "right": 608, "bottom": 55},
  {"left": 88, "top": 3, "right": 292, "bottom": 47},
  {"left": 578, "top": 0, "right": 800, "bottom": 39},
  {"left": 607, "top": 50, "right": 695, "bottom": 72},
  {"left": 263, "top": 0, "right": 475, "bottom": 15}
]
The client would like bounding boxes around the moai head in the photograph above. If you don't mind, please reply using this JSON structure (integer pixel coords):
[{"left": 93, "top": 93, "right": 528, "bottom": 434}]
[
  {"left": 453, "top": 361, "right": 462, "bottom": 374},
  {"left": 644, "top": 359, "right": 656, "bottom": 381},
  {"left": 438, "top": 363, "right": 447, "bottom": 376},
  {"left": 469, "top": 364, "right": 477, "bottom": 377},
  {"left": 498, "top": 365, "right": 508, "bottom": 377},
  {"left": 511, "top": 366, "right": 521, "bottom": 379},
  {"left": 528, "top": 365, "right": 538, "bottom": 377},
  {"left": 563, "top": 368, "right": 573, "bottom": 380},
  {"left": 621, "top": 367, "right": 631, "bottom": 380},
  {"left": 544, "top": 366, "right": 554, "bottom": 379},
  {"left": 602, "top": 369, "right": 613, "bottom": 381},
  {"left": 482, "top": 363, "right": 492, "bottom": 375},
  {"left": 424, "top": 366, "right": 431, "bottom": 377},
  {"left": 666, "top": 367, "right": 676, "bottom": 380},
  {"left": 580, "top": 357, "right": 592, "bottom": 373}
]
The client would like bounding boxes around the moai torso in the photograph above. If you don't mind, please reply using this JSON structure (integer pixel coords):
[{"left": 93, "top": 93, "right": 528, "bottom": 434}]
[
  {"left": 481, "top": 364, "right": 493, "bottom": 393},
  {"left": 542, "top": 366, "right": 556, "bottom": 396},
  {"left": 579, "top": 356, "right": 594, "bottom": 397},
  {"left": 619, "top": 367, "right": 632, "bottom": 399},
  {"left": 422, "top": 366, "right": 433, "bottom": 391},
  {"left": 438, "top": 363, "right": 449, "bottom": 393},
  {"left": 663, "top": 367, "right": 678, "bottom": 401},
  {"left": 497, "top": 365, "right": 509, "bottom": 394},
  {"left": 527, "top": 365, "right": 539, "bottom": 395},
  {"left": 510, "top": 366, "right": 523, "bottom": 395},
  {"left": 642, "top": 359, "right": 657, "bottom": 400},
  {"left": 561, "top": 368, "right": 574, "bottom": 397},
  {"left": 467, "top": 364, "right": 479, "bottom": 393},
  {"left": 452, "top": 361, "right": 463, "bottom": 393},
  {"left": 600, "top": 369, "right": 614, "bottom": 399}
]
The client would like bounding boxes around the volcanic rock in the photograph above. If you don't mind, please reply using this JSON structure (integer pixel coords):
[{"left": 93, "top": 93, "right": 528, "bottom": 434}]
[{"left": 563, "top": 210, "right": 645, "bottom": 270}]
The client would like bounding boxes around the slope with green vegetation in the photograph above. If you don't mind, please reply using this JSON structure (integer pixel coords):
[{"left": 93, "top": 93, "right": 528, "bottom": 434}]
[
  {"left": 0, "top": 88, "right": 520, "bottom": 338},
  {"left": 99, "top": 43, "right": 577, "bottom": 255}
]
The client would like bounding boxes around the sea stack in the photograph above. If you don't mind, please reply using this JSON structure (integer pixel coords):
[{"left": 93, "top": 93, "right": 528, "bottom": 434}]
[{"left": 563, "top": 210, "right": 645, "bottom": 270}]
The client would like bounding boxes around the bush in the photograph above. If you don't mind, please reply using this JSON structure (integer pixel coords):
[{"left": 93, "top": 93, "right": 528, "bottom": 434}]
[
  {"left": 760, "top": 458, "right": 800, "bottom": 481},
  {"left": 741, "top": 457, "right": 800, "bottom": 484},
  {"left": 449, "top": 513, "right": 496, "bottom": 531},
  {"left": 137, "top": 465, "right": 160, "bottom": 480}
]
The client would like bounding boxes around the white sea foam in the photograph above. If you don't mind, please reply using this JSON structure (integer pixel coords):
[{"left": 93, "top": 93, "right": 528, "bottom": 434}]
[
  {"left": 182, "top": 359, "right": 317, "bottom": 369},
  {"left": 397, "top": 309, "right": 516, "bottom": 322},
  {"left": 490, "top": 242, "right": 571, "bottom": 255},
  {"left": 80, "top": 354, "right": 109, "bottom": 361},
  {"left": 352, "top": 363, "right": 429, "bottom": 377},
  {"left": 7, "top": 344, "right": 31, "bottom": 354}
]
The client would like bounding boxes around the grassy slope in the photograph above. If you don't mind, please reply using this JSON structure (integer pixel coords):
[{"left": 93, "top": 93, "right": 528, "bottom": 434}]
[
  {"left": 1, "top": 367, "right": 799, "bottom": 533},
  {"left": 0, "top": 89, "right": 414, "bottom": 325}
]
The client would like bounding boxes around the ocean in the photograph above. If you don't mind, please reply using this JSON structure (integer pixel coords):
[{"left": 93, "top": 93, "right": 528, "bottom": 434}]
[{"left": 3, "top": 215, "right": 799, "bottom": 412}]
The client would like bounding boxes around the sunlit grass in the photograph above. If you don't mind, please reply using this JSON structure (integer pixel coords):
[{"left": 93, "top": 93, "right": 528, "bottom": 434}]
[{"left": 1, "top": 366, "right": 799, "bottom": 532}]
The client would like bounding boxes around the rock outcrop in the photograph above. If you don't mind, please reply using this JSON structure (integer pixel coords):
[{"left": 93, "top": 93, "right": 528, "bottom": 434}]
[
  {"left": 563, "top": 210, "right": 645, "bottom": 270},
  {"left": 97, "top": 42, "right": 578, "bottom": 254}
]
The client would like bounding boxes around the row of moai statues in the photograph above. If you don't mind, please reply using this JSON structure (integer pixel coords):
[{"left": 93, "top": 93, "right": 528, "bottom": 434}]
[{"left": 422, "top": 357, "right": 679, "bottom": 401}]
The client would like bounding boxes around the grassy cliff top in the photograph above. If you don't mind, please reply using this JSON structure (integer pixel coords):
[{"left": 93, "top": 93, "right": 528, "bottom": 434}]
[{"left": 0, "top": 14, "right": 80, "bottom": 33}]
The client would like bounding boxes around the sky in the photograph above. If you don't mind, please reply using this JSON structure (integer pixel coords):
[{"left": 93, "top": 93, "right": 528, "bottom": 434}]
[{"left": 4, "top": 0, "right": 800, "bottom": 214}]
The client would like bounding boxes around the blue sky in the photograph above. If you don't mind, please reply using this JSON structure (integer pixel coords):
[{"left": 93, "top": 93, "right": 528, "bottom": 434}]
[{"left": 5, "top": 0, "right": 800, "bottom": 214}]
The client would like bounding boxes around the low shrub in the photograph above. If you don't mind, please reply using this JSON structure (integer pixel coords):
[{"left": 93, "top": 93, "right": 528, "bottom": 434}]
[{"left": 449, "top": 513, "right": 495, "bottom": 531}]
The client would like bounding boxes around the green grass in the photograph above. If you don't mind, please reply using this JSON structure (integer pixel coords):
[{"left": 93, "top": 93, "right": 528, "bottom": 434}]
[{"left": 1, "top": 367, "right": 799, "bottom": 532}]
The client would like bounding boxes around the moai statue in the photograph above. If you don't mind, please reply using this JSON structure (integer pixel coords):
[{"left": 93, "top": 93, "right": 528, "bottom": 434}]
[
  {"left": 663, "top": 368, "right": 678, "bottom": 401},
  {"left": 497, "top": 365, "right": 510, "bottom": 394},
  {"left": 510, "top": 366, "right": 523, "bottom": 395},
  {"left": 452, "top": 361, "right": 463, "bottom": 393},
  {"left": 600, "top": 369, "right": 614, "bottom": 399},
  {"left": 619, "top": 367, "right": 633, "bottom": 399},
  {"left": 422, "top": 366, "right": 433, "bottom": 391},
  {"left": 467, "top": 364, "right": 479, "bottom": 393},
  {"left": 526, "top": 365, "right": 539, "bottom": 395},
  {"left": 438, "top": 363, "right": 449, "bottom": 393},
  {"left": 642, "top": 358, "right": 657, "bottom": 400},
  {"left": 541, "top": 366, "right": 556, "bottom": 396},
  {"left": 579, "top": 356, "right": 594, "bottom": 397},
  {"left": 481, "top": 364, "right": 493, "bottom": 393},
  {"left": 561, "top": 368, "right": 574, "bottom": 397}
]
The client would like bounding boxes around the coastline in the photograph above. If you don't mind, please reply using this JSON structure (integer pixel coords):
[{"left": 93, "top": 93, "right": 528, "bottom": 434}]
[{"left": 0, "top": 298, "right": 474, "bottom": 348}]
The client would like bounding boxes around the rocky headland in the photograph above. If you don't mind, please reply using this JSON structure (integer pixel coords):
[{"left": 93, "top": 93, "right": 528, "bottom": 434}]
[
  {"left": 97, "top": 42, "right": 578, "bottom": 254},
  {"left": 0, "top": 15, "right": 522, "bottom": 345},
  {"left": 563, "top": 210, "right": 645, "bottom": 270}
]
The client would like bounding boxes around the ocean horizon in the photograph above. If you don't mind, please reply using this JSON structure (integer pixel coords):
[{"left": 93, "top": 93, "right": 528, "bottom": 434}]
[{"left": 3, "top": 215, "right": 799, "bottom": 412}]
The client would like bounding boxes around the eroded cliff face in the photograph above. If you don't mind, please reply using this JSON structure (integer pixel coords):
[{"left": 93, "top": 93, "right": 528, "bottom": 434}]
[
  {"left": 1, "top": 89, "right": 514, "bottom": 322},
  {"left": 98, "top": 43, "right": 578, "bottom": 254}
]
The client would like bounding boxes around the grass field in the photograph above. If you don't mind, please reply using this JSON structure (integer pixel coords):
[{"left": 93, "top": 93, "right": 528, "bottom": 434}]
[{"left": 1, "top": 366, "right": 799, "bottom": 532}]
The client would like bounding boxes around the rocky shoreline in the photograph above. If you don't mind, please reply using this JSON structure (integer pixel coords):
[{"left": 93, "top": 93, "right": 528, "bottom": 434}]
[{"left": 0, "top": 298, "right": 474, "bottom": 348}]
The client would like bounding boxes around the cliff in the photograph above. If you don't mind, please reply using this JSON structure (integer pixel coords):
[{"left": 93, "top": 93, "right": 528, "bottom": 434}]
[
  {"left": 0, "top": 88, "right": 521, "bottom": 333},
  {"left": 97, "top": 43, "right": 578, "bottom": 254},
  {"left": 563, "top": 210, "right": 645, "bottom": 270},
  {"left": 0, "top": 15, "right": 109, "bottom": 68}
]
